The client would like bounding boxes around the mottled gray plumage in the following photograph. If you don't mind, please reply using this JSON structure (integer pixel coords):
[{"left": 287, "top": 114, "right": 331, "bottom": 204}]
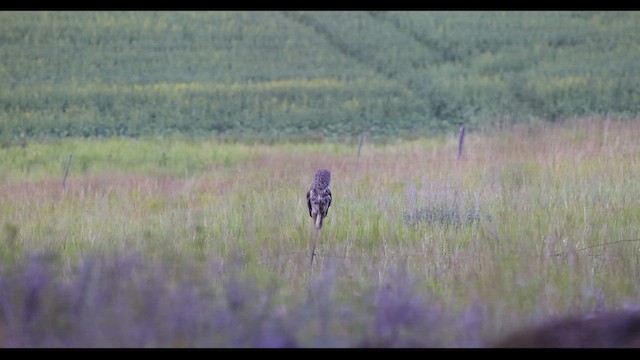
[{"left": 307, "top": 169, "right": 332, "bottom": 229}]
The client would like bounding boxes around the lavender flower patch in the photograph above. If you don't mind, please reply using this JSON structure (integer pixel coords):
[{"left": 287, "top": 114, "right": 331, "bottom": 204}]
[{"left": 0, "top": 251, "right": 487, "bottom": 348}]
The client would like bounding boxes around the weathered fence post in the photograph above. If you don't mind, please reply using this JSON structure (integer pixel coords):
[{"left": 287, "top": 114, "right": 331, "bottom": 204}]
[
  {"left": 62, "top": 153, "right": 72, "bottom": 188},
  {"left": 357, "top": 131, "right": 364, "bottom": 160},
  {"left": 603, "top": 113, "right": 610, "bottom": 149},
  {"left": 457, "top": 124, "right": 465, "bottom": 160}
]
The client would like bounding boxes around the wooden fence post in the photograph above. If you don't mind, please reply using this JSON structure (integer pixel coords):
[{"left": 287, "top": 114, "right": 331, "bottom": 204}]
[
  {"left": 457, "top": 124, "right": 465, "bottom": 160},
  {"left": 62, "top": 153, "right": 72, "bottom": 188}
]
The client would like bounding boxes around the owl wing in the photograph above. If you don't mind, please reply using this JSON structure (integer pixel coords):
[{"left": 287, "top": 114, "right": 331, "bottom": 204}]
[
  {"left": 326, "top": 188, "right": 332, "bottom": 213},
  {"left": 306, "top": 189, "right": 312, "bottom": 217}
]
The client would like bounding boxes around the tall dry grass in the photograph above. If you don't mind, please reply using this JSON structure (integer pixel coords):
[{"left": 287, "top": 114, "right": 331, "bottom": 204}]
[{"left": 1, "top": 117, "right": 640, "bottom": 346}]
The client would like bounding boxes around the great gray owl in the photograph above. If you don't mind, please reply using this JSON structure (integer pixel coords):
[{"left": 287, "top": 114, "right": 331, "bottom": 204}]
[{"left": 307, "top": 169, "right": 332, "bottom": 229}]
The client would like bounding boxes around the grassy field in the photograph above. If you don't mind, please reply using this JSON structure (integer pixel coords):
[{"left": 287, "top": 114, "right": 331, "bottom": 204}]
[
  {"left": 1, "top": 116, "right": 639, "bottom": 347},
  {"left": 2, "top": 10, "right": 639, "bottom": 348}
]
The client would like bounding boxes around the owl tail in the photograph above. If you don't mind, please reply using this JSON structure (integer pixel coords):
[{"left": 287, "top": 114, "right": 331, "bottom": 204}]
[{"left": 315, "top": 213, "right": 322, "bottom": 229}]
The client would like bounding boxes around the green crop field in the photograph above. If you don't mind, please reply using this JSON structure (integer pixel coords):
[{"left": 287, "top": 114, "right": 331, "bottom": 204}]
[
  {"left": 1, "top": 11, "right": 640, "bottom": 347},
  {"left": 1, "top": 11, "right": 639, "bottom": 142}
]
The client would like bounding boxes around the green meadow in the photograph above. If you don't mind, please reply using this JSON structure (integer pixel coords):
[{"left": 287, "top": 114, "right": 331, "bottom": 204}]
[
  {"left": 2, "top": 117, "right": 640, "bottom": 346},
  {"left": 1, "top": 11, "right": 640, "bottom": 347}
]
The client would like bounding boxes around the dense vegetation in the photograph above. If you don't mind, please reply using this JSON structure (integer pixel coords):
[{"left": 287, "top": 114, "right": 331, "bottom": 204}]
[
  {"left": 2, "top": 11, "right": 640, "bottom": 347},
  {"left": 1, "top": 117, "right": 640, "bottom": 347},
  {"left": 1, "top": 11, "right": 639, "bottom": 142}
]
